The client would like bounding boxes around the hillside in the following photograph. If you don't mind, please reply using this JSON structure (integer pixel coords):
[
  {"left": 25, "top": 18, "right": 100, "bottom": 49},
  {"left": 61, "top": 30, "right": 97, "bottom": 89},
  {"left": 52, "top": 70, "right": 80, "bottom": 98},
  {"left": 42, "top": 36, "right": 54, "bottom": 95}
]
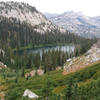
[
  {"left": 1, "top": 60, "right": 100, "bottom": 100},
  {"left": 0, "top": 2, "right": 96, "bottom": 72},
  {"left": 0, "top": 1, "right": 65, "bottom": 33},
  {"left": 0, "top": 40, "right": 99, "bottom": 100},
  {"left": 45, "top": 11, "right": 100, "bottom": 38},
  {"left": 0, "top": 16, "right": 93, "bottom": 49},
  {"left": 0, "top": 1, "right": 84, "bottom": 49},
  {"left": 63, "top": 40, "right": 100, "bottom": 75}
]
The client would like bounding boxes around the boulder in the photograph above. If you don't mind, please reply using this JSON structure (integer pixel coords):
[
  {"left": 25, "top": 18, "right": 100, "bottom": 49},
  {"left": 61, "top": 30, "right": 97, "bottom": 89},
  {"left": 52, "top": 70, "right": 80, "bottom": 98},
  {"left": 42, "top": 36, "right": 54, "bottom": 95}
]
[
  {"left": 0, "top": 62, "right": 7, "bottom": 69},
  {"left": 37, "top": 69, "right": 44, "bottom": 76},
  {"left": 25, "top": 73, "right": 30, "bottom": 79},
  {"left": 30, "top": 70, "right": 36, "bottom": 77},
  {"left": 25, "top": 69, "right": 44, "bottom": 78},
  {"left": 66, "top": 58, "right": 72, "bottom": 62},
  {"left": 56, "top": 66, "right": 62, "bottom": 71},
  {"left": 23, "top": 89, "right": 39, "bottom": 99}
]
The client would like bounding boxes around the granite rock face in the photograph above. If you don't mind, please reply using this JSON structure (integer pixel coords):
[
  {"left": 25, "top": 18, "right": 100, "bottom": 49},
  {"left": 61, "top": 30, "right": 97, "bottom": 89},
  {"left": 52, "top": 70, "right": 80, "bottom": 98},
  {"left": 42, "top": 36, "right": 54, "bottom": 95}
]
[
  {"left": 0, "top": 1, "right": 66, "bottom": 34},
  {"left": 45, "top": 11, "right": 100, "bottom": 38},
  {"left": 63, "top": 41, "right": 100, "bottom": 74}
]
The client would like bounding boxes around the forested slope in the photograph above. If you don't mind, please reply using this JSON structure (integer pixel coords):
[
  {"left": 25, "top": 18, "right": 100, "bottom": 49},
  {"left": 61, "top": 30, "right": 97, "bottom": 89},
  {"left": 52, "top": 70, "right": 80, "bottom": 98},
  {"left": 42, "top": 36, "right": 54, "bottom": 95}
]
[{"left": 0, "top": 17, "right": 95, "bottom": 49}]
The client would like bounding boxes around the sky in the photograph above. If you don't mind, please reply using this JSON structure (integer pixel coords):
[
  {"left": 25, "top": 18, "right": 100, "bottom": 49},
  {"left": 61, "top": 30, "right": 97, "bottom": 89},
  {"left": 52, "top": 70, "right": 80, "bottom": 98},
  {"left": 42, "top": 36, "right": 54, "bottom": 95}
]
[{"left": 1, "top": 0, "right": 100, "bottom": 17}]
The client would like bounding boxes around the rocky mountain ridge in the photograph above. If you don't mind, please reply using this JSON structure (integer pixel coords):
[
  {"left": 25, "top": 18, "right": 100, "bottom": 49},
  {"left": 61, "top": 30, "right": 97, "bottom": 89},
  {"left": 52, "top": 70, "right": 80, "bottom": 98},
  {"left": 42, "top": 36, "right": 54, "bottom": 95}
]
[
  {"left": 0, "top": 1, "right": 65, "bottom": 33},
  {"left": 45, "top": 11, "right": 100, "bottom": 38}
]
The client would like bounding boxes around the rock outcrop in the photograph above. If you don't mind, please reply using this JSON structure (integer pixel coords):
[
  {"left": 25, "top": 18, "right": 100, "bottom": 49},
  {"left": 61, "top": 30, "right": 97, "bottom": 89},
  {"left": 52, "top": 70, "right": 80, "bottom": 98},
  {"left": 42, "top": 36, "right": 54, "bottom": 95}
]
[
  {"left": 63, "top": 41, "right": 100, "bottom": 75},
  {"left": 25, "top": 69, "right": 44, "bottom": 79},
  {"left": 37, "top": 69, "right": 44, "bottom": 76},
  {"left": 23, "top": 89, "right": 39, "bottom": 99}
]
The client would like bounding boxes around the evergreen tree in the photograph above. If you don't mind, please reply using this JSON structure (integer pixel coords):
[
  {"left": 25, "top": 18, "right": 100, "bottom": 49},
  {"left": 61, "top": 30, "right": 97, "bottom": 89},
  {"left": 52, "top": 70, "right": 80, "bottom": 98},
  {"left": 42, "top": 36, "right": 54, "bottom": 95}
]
[
  {"left": 64, "top": 77, "right": 73, "bottom": 100},
  {"left": 34, "top": 53, "right": 41, "bottom": 69},
  {"left": 41, "top": 78, "right": 54, "bottom": 100}
]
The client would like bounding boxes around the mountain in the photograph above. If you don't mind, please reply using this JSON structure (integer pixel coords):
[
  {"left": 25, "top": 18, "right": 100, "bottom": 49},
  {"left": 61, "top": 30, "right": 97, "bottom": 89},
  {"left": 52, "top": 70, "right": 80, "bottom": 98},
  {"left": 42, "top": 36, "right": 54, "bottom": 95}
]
[
  {"left": 44, "top": 11, "right": 100, "bottom": 38},
  {"left": 0, "top": 1, "right": 65, "bottom": 33},
  {"left": 44, "top": 13, "right": 59, "bottom": 19},
  {"left": 0, "top": 2, "right": 95, "bottom": 50},
  {"left": 0, "top": 1, "right": 87, "bottom": 49}
]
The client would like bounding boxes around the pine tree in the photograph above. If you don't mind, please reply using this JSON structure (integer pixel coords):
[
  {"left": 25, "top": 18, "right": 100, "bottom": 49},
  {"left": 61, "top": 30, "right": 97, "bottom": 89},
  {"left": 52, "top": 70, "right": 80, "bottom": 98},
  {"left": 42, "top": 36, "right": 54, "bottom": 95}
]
[
  {"left": 64, "top": 77, "right": 73, "bottom": 100},
  {"left": 34, "top": 53, "right": 41, "bottom": 69},
  {"left": 72, "top": 83, "right": 79, "bottom": 100},
  {"left": 41, "top": 78, "right": 53, "bottom": 100},
  {"left": 21, "top": 68, "right": 25, "bottom": 77}
]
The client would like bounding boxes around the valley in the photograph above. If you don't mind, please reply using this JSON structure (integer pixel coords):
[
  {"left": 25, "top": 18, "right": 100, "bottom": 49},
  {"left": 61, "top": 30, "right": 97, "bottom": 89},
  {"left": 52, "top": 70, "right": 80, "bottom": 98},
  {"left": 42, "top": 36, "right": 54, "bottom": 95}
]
[{"left": 0, "top": 1, "right": 100, "bottom": 100}]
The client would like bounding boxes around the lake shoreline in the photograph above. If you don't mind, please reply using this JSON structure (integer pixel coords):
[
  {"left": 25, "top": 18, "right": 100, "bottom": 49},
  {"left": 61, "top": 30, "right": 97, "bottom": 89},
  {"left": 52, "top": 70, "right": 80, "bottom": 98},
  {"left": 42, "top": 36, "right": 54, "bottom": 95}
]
[
  {"left": 13, "top": 43, "right": 73, "bottom": 52},
  {"left": 14, "top": 45, "right": 75, "bottom": 57}
]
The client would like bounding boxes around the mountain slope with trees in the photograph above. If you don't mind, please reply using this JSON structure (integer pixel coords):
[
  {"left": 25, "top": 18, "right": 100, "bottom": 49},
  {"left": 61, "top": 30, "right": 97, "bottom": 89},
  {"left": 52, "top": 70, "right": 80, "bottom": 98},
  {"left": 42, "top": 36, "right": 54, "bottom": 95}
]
[
  {"left": 0, "top": 1, "right": 65, "bottom": 33},
  {"left": 0, "top": 16, "right": 95, "bottom": 49},
  {"left": 0, "top": 1, "right": 98, "bottom": 100},
  {"left": 0, "top": 2, "right": 96, "bottom": 74}
]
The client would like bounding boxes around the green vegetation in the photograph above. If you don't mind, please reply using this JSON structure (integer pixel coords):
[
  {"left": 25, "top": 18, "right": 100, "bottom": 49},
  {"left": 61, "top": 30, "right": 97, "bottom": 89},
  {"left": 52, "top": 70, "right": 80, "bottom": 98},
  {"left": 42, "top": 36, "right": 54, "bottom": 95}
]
[
  {"left": 0, "top": 14, "right": 97, "bottom": 100},
  {"left": 1, "top": 62, "right": 100, "bottom": 100},
  {"left": 0, "top": 17, "right": 96, "bottom": 51}
]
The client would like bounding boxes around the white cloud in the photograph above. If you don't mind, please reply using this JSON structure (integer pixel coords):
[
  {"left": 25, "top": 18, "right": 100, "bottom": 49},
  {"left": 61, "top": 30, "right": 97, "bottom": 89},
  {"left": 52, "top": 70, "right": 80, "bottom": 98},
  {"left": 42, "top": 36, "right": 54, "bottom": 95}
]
[{"left": 1, "top": 0, "right": 100, "bottom": 16}]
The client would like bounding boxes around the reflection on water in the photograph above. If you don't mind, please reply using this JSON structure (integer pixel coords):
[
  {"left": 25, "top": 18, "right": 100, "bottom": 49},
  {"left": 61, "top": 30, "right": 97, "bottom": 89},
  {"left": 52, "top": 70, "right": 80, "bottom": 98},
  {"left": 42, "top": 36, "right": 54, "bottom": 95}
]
[{"left": 21, "top": 45, "right": 75, "bottom": 57}]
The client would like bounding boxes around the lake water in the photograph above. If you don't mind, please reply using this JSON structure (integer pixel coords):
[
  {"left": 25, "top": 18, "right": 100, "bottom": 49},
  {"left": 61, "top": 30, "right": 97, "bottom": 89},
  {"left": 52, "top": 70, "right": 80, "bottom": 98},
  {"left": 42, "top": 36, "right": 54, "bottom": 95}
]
[{"left": 19, "top": 45, "right": 75, "bottom": 57}]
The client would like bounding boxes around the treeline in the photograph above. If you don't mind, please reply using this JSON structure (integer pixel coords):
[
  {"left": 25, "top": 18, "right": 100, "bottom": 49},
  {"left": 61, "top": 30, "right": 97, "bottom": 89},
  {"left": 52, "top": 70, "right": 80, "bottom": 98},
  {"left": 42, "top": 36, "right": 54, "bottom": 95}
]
[
  {"left": 1, "top": 49, "right": 72, "bottom": 71},
  {"left": 0, "top": 45, "right": 83, "bottom": 72},
  {"left": 0, "top": 17, "right": 96, "bottom": 50},
  {"left": 0, "top": 16, "right": 97, "bottom": 71}
]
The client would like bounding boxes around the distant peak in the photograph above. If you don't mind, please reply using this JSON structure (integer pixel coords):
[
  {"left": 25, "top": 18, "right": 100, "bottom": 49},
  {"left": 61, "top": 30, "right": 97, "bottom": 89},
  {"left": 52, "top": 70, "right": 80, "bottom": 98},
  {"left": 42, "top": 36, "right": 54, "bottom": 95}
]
[{"left": 62, "top": 11, "right": 83, "bottom": 16}]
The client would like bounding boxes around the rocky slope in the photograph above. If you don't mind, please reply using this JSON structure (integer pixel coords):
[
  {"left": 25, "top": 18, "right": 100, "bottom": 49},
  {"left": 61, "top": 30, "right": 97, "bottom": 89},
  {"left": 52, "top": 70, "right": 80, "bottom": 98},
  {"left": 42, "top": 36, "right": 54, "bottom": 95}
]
[
  {"left": 0, "top": 1, "right": 65, "bottom": 33},
  {"left": 45, "top": 11, "right": 100, "bottom": 38},
  {"left": 63, "top": 40, "right": 100, "bottom": 75}
]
